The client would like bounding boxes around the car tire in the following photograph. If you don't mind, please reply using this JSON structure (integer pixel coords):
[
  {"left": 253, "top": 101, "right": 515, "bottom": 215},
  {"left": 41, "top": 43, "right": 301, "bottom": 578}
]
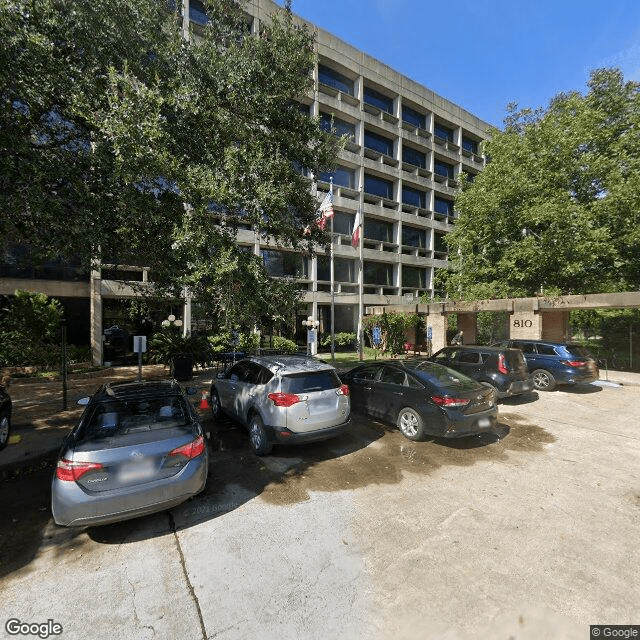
[
  {"left": 248, "top": 413, "right": 273, "bottom": 455},
  {"left": 0, "top": 411, "right": 10, "bottom": 451},
  {"left": 397, "top": 407, "right": 427, "bottom": 441},
  {"left": 210, "top": 388, "right": 222, "bottom": 419},
  {"left": 532, "top": 369, "right": 556, "bottom": 391}
]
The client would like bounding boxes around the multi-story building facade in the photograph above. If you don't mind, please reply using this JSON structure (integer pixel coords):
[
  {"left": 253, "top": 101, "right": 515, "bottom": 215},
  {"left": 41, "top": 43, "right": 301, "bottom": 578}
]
[
  {"left": 0, "top": 0, "right": 492, "bottom": 361},
  {"left": 233, "top": 0, "right": 492, "bottom": 335}
]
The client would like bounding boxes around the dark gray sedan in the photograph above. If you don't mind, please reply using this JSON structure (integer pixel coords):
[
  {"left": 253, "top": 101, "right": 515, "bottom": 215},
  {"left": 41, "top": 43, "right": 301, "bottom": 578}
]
[
  {"left": 51, "top": 380, "right": 208, "bottom": 527},
  {"left": 341, "top": 361, "right": 499, "bottom": 440}
]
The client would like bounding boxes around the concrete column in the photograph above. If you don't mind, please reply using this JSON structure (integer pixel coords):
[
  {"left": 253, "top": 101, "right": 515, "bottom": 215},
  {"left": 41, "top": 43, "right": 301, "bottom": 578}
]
[
  {"left": 90, "top": 267, "right": 102, "bottom": 365},
  {"left": 182, "top": 291, "right": 192, "bottom": 338},
  {"left": 456, "top": 313, "right": 477, "bottom": 344},
  {"left": 542, "top": 310, "right": 569, "bottom": 342},
  {"left": 509, "top": 311, "right": 542, "bottom": 340},
  {"left": 426, "top": 312, "right": 448, "bottom": 353}
]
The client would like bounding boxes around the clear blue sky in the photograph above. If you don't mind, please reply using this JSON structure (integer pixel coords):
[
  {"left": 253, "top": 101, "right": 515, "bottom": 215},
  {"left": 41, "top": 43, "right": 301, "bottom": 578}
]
[{"left": 281, "top": 0, "right": 640, "bottom": 128}]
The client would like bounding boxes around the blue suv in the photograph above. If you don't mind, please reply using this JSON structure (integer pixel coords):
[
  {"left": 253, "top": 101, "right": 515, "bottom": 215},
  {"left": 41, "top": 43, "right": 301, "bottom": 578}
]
[{"left": 496, "top": 340, "right": 599, "bottom": 391}]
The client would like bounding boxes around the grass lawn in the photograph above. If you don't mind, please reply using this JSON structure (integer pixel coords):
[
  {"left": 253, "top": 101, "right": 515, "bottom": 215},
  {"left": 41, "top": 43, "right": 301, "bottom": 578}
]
[{"left": 315, "top": 348, "right": 419, "bottom": 368}]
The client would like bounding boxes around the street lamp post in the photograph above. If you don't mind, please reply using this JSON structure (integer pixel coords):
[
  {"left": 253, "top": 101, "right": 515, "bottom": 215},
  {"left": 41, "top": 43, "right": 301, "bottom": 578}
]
[{"left": 301, "top": 316, "right": 319, "bottom": 356}]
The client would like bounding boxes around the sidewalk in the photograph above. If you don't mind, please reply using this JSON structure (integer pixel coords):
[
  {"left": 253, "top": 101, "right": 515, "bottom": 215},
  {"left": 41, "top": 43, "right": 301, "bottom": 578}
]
[
  {"left": 0, "top": 365, "right": 216, "bottom": 479},
  {"left": 1, "top": 365, "right": 638, "bottom": 479}
]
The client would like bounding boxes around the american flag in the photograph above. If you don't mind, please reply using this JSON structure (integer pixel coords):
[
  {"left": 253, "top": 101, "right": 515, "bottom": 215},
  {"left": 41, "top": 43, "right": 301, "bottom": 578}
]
[
  {"left": 316, "top": 185, "right": 334, "bottom": 229},
  {"left": 351, "top": 208, "right": 361, "bottom": 248}
]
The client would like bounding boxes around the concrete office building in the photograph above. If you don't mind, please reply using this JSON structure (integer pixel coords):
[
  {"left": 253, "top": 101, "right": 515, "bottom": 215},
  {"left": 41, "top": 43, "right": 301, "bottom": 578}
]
[{"left": 0, "top": 0, "right": 492, "bottom": 362}]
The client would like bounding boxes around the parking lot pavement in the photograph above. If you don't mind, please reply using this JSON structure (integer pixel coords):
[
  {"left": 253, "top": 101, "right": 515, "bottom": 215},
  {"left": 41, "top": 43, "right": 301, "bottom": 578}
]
[{"left": 0, "top": 377, "right": 638, "bottom": 640}]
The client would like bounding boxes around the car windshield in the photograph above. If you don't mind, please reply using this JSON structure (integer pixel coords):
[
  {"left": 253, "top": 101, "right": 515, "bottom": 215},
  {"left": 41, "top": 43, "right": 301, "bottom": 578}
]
[
  {"left": 281, "top": 370, "right": 341, "bottom": 393},
  {"left": 81, "top": 395, "right": 190, "bottom": 440},
  {"left": 405, "top": 361, "right": 479, "bottom": 391}
]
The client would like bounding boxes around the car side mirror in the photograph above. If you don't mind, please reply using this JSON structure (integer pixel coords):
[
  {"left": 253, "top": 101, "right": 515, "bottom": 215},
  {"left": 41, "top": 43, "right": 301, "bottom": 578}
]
[
  {"left": 77, "top": 397, "right": 91, "bottom": 406},
  {"left": 216, "top": 372, "right": 225, "bottom": 380},
  {"left": 185, "top": 386, "right": 198, "bottom": 396}
]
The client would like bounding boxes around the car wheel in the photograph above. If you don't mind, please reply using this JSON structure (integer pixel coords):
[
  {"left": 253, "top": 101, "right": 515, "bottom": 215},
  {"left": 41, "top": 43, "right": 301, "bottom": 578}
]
[
  {"left": 397, "top": 407, "right": 427, "bottom": 441},
  {"left": 532, "top": 369, "right": 556, "bottom": 391},
  {"left": 248, "top": 413, "right": 273, "bottom": 455},
  {"left": 210, "top": 388, "right": 222, "bottom": 419},
  {"left": 0, "top": 412, "right": 10, "bottom": 450}
]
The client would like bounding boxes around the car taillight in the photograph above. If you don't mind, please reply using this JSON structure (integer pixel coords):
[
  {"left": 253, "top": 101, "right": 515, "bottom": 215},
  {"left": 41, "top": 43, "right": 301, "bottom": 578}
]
[
  {"left": 56, "top": 459, "right": 104, "bottom": 482},
  {"left": 268, "top": 392, "right": 301, "bottom": 407},
  {"left": 561, "top": 360, "right": 587, "bottom": 367},
  {"left": 431, "top": 395, "right": 470, "bottom": 408},
  {"left": 336, "top": 384, "right": 350, "bottom": 396},
  {"left": 169, "top": 435, "right": 206, "bottom": 459},
  {"left": 498, "top": 354, "right": 509, "bottom": 374}
]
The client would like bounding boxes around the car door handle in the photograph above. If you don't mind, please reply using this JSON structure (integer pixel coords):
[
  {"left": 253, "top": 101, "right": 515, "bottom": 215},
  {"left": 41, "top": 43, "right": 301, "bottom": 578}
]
[
  {"left": 363, "top": 386, "right": 372, "bottom": 391},
  {"left": 393, "top": 391, "right": 404, "bottom": 396}
]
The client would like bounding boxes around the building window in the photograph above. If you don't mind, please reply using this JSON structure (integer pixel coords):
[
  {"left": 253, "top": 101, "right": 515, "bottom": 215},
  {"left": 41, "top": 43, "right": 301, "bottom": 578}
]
[
  {"left": 318, "top": 64, "right": 354, "bottom": 96},
  {"left": 261, "top": 250, "right": 307, "bottom": 278},
  {"left": 189, "top": 0, "right": 208, "bottom": 24},
  {"left": 434, "top": 160, "right": 454, "bottom": 179},
  {"left": 434, "top": 122, "right": 454, "bottom": 142},
  {"left": 319, "top": 166, "right": 355, "bottom": 189},
  {"left": 434, "top": 197, "right": 453, "bottom": 216},
  {"left": 320, "top": 113, "right": 356, "bottom": 140},
  {"left": 402, "top": 145, "right": 426, "bottom": 168},
  {"left": 402, "top": 226, "right": 427, "bottom": 249},
  {"left": 364, "top": 174, "right": 393, "bottom": 199},
  {"left": 365, "top": 218, "right": 393, "bottom": 243},
  {"left": 402, "top": 266, "right": 427, "bottom": 288},
  {"left": 333, "top": 211, "right": 354, "bottom": 236},
  {"left": 462, "top": 137, "right": 478, "bottom": 154},
  {"left": 317, "top": 256, "right": 356, "bottom": 283},
  {"left": 402, "top": 105, "right": 425, "bottom": 129},
  {"left": 433, "top": 232, "right": 448, "bottom": 254},
  {"left": 401, "top": 185, "right": 426, "bottom": 209},
  {"left": 364, "top": 130, "right": 393, "bottom": 156},
  {"left": 364, "top": 261, "right": 393, "bottom": 286},
  {"left": 363, "top": 86, "right": 393, "bottom": 113}
]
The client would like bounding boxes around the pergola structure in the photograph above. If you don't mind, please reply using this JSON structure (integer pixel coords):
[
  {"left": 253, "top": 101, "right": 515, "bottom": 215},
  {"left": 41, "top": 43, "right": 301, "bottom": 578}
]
[{"left": 366, "top": 291, "right": 640, "bottom": 353}]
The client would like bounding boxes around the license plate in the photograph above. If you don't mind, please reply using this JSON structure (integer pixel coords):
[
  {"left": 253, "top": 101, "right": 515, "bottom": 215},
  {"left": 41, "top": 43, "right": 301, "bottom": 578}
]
[
  {"left": 477, "top": 418, "right": 491, "bottom": 428},
  {"left": 118, "top": 460, "right": 155, "bottom": 482}
]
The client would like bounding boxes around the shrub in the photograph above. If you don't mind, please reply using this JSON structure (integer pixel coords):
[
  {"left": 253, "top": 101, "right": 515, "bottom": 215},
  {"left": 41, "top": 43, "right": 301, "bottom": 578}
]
[
  {"left": 272, "top": 336, "right": 298, "bottom": 354},
  {"left": 320, "top": 332, "right": 356, "bottom": 349}
]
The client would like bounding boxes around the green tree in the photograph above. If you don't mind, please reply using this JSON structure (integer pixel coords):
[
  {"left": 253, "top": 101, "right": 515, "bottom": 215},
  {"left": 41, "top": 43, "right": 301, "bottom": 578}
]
[
  {"left": 441, "top": 68, "right": 640, "bottom": 299},
  {"left": 0, "top": 290, "right": 63, "bottom": 342},
  {"left": 1, "top": 0, "right": 339, "bottom": 299}
]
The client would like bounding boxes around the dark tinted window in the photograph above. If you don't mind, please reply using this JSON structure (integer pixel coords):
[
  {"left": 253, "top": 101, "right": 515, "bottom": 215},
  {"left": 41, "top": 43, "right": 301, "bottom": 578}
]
[
  {"left": 537, "top": 344, "right": 557, "bottom": 355},
  {"left": 402, "top": 185, "right": 426, "bottom": 208},
  {"left": 432, "top": 349, "right": 455, "bottom": 362},
  {"left": 364, "top": 174, "right": 393, "bottom": 199},
  {"left": 319, "top": 166, "right": 355, "bottom": 189},
  {"left": 434, "top": 160, "right": 454, "bottom": 178},
  {"left": 82, "top": 396, "right": 189, "bottom": 440},
  {"left": 513, "top": 342, "right": 536, "bottom": 354},
  {"left": 281, "top": 370, "right": 341, "bottom": 393},
  {"left": 320, "top": 113, "right": 356, "bottom": 139},
  {"left": 408, "top": 362, "right": 479, "bottom": 391},
  {"left": 458, "top": 351, "right": 480, "bottom": 364},
  {"left": 318, "top": 64, "right": 354, "bottom": 95},
  {"left": 363, "top": 86, "right": 393, "bottom": 113},
  {"left": 380, "top": 368, "right": 406, "bottom": 385},
  {"left": 364, "top": 130, "right": 393, "bottom": 156},
  {"left": 402, "top": 105, "right": 425, "bottom": 129},
  {"left": 351, "top": 366, "right": 379, "bottom": 382},
  {"left": 434, "top": 123, "right": 454, "bottom": 141},
  {"left": 406, "top": 374, "right": 424, "bottom": 389},
  {"left": 462, "top": 137, "right": 478, "bottom": 154},
  {"left": 227, "top": 361, "right": 250, "bottom": 381},
  {"left": 434, "top": 197, "right": 453, "bottom": 216},
  {"left": 402, "top": 146, "right": 426, "bottom": 168}
]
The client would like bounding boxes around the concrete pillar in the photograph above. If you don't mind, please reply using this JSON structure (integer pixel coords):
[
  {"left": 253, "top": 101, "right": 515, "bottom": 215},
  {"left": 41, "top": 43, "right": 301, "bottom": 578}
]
[
  {"left": 542, "top": 310, "right": 569, "bottom": 342},
  {"left": 426, "top": 312, "right": 448, "bottom": 353},
  {"left": 509, "top": 311, "right": 542, "bottom": 340},
  {"left": 90, "top": 267, "right": 102, "bottom": 365},
  {"left": 456, "top": 313, "right": 477, "bottom": 344},
  {"left": 182, "top": 291, "right": 192, "bottom": 338}
]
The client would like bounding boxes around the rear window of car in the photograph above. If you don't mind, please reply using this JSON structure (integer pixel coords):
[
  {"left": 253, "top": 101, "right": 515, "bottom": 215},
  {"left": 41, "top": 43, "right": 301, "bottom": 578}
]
[
  {"left": 407, "top": 361, "right": 479, "bottom": 391},
  {"left": 81, "top": 395, "right": 190, "bottom": 440},
  {"left": 280, "top": 370, "right": 341, "bottom": 393},
  {"left": 565, "top": 344, "right": 593, "bottom": 358}
]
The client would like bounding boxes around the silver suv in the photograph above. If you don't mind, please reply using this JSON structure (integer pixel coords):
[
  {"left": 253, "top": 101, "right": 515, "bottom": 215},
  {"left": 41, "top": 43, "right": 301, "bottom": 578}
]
[{"left": 210, "top": 355, "right": 351, "bottom": 455}]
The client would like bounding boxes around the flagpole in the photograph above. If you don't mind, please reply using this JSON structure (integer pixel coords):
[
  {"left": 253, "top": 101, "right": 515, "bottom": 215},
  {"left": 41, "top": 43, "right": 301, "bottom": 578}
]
[
  {"left": 358, "top": 186, "right": 364, "bottom": 361},
  {"left": 329, "top": 178, "right": 335, "bottom": 364}
]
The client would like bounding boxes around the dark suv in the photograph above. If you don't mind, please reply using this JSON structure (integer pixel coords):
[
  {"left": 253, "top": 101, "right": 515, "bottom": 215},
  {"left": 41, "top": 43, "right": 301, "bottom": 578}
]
[
  {"left": 425, "top": 345, "right": 533, "bottom": 399},
  {"left": 495, "top": 340, "right": 599, "bottom": 391}
]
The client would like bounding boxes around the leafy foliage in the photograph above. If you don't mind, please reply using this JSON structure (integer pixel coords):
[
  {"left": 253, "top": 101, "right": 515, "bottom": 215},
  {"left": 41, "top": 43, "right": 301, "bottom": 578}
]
[
  {"left": 271, "top": 336, "right": 298, "bottom": 354},
  {"left": 362, "top": 313, "right": 419, "bottom": 356},
  {"left": 442, "top": 69, "right": 640, "bottom": 299},
  {"left": 320, "top": 332, "right": 356, "bottom": 349},
  {"left": 0, "top": 290, "right": 63, "bottom": 342},
  {"left": 148, "top": 326, "right": 210, "bottom": 366},
  {"left": 1, "top": 0, "right": 339, "bottom": 312}
]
